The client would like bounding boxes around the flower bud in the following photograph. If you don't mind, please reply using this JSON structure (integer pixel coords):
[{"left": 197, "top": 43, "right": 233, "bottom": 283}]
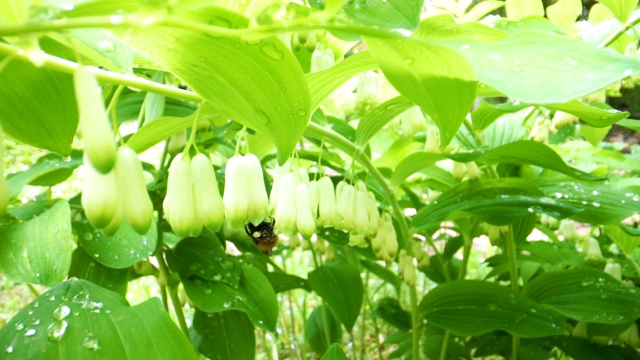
[
  {"left": 243, "top": 154, "right": 269, "bottom": 226},
  {"left": 583, "top": 237, "right": 604, "bottom": 260},
  {"left": 372, "top": 213, "right": 397, "bottom": 263},
  {"left": 116, "top": 146, "right": 154, "bottom": 235},
  {"left": 540, "top": 214, "right": 559, "bottom": 229},
  {"left": 354, "top": 71, "right": 381, "bottom": 111},
  {"left": 308, "top": 180, "right": 319, "bottom": 219},
  {"left": 465, "top": 162, "right": 481, "bottom": 180},
  {"left": 223, "top": 156, "right": 247, "bottom": 229},
  {"left": 336, "top": 181, "right": 356, "bottom": 230},
  {"left": 558, "top": 219, "right": 580, "bottom": 241},
  {"left": 414, "top": 242, "right": 430, "bottom": 270},
  {"left": 74, "top": 66, "right": 117, "bottom": 174},
  {"left": 102, "top": 200, "right": 123, "bottom": 236},
  {"left": 310, "top": 46, "right": 334, "bottom": 73},
  {"left": 191, "top": 153, "right": 224, "bottom": 232},
  {"left": 399, "top": 106, "right": 427, "bottom": 139},
  {"left": 164, "top": 154, "right": 201, "bottom": 237},
  {"left": 529, "top": 118, "right": 550, "bottom": 144},
  {"left": 274, "top": 173, "right": 297, "bottom": 235},
  {"left": 399, "top": 250, "right": 417, "bottom": 286},
  {"left": 317, "top": 176, "right": 338, "bottom": 227},
  {"left": 604, "top": 260, "right": 622, "bottom": 281},
  {"left": 425, "top": 126, "right": 441, "bottom": 153},
  {"left": 551, "top": 111, "right": 578, "bottom": 130},
  {"left": 572, "top": 321, "right": 588, "bottom": 338},
  {"left": 348, "top": 233, "right": 368, "bottom": 248},
  {"left": 452, "top": 162, "right": 466, "bottom": 182},
  {"left": 269, "top": 162, "right": 290, "bottom": 212},
  {"left": 315, "top": 238, "right": 326, "bottom": 254},
  {"left": 353, "top": 183, "right": 371, "bottom": 234},
  {"left": 82, "top": 155, "right": 119, "bottom": 229},
  {"left": 295, "top": 182, "right": 316, "bottom": 239},
  {"left": 366, "top": 191, "right": 380, "bottom": 232}
]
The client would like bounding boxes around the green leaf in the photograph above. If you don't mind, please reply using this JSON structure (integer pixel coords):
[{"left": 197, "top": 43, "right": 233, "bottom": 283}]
[
  {"left": 76, "top": 219, "right": 157, "bottom": 269},
  {"left": 183, "top": 264, "right": 278, "bottom": 332},
  {"left": 596, "top": 0, "right": 638, "bottom": 23},
  {"left": 462, "top": 1, "right": 506, "bottom": 22},
  {"left": 605, "top": 224, "right": 640, "bottom": 255},
  {"left": 550, "top": 336, "right": 636, "bottom": 360},
  {"left": 0, "top": 55, "right": 77, "bottom": 156},
  {"left": 580, "top": 124, "right": 611, "bottom": 146},
  {"left": 548, "top": 100, "right": 629, "bottom": 127},
  {"left": 68, "top": 247, "right": 129, "bottom": 297},
  {"left": 306, "top": 51, "right": 377, "bottom": 111},
  {"left": 477, "top": 140, "right": 602, "bottom": 180},
  {"left": 321, "top": 343, "right": 348, "bottom": 360},
  {"left": 360, "top": 259, "right": 401, "bottom": 292},
  {"left": 0, "top": 279, "right": 197, "bottom": 359},
  {"left": 471, "top": 101, "right": 527, "bottom": 131},
  {"left": 419, "top": 280, "right": 567, "bottom": 337},
  {"left": 506, "top": 0, "right": 544, "bottom": 20},
  {"left": 49, "top": 29, "right": 134, "bottom": 72},
  {"left": 192, "top": 309, "right": 255, "bottom": 360},
  {"left": 117, "top": 24, "right": 309, "bottom": 164},
  {"left": 534, "top": 178, "right": 640, "bottom": 224},
  {"left": 265, "top": 272, "right": 311, "bottom": 293},
  {"left": 356, "top": 96, "right": 414, "bottom": 146},
  {"left": 546, "top": 0, "right": 582, "bottom": 32},
  {"left": 411, "top": 178, "right": 583, "bottom": 229},
  {"left": 371, "top": 297, "right": 412, "bottom": 332},
  {"left": 391, "top": 152, "right": 447, "bottom": 187},
  {"left": 523, "top": 268, "right": 640, "bottom": 323},
  {"left": 343, "top": 0, "right": 424, "bottom": 30},
  {"left": 308, "top": 262, "right": 363, "bottom": 331},
  {"left": 433, "top": 31, "right": 640, "bottom": 103},
  {"left": 416, "top": 14, "right": 507, "bottom": 42},
  {"left": 0, "top": 200, "right": 72, "bottom": 286},
  {"left": 305, "top": 305, "right": 342, "bottom": 356},
  {"left": 617, "top": 118, "right": 640, "bottom": 131},
  {"left": 6, "top": 152, "right": 82, "bottom": 198},
  {"left": 365, "top": 36, "right": 476, "bottom": 146}
]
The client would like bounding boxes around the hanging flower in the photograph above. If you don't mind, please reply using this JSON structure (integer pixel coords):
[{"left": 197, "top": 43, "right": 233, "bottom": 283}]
[
  {"left": 115, "top": 146, "right": 154, "bottom": 235},
  {"left": 317, "top": 176, "right": 338, "bottom": 227},
  {"left": 191, "top": 153, "right": 224, "bottom": 232},
  {"left": 295, "top": 182, "right": 316, "bottom": 239},
  {"left": 274, "top": 173, "right": 297, "bottom": 235},
  {"left": 223, "top": 154, "right": 269, "bottom": 229},
  {"left": 82, "top": 154, "right": 119, "bottom": 230},
  {"left": 164, "top": 154, "right": 200, "bottom": 238}
]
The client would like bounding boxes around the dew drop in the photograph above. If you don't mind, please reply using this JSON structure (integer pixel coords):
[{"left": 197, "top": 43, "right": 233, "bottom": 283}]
[
  {"left": 4, "top": 345, "right": 13, "bottom": 353},
  {"left": 204, "top": 288, "right": 212, "bottom": 295},
  {"left": 83, "top": 336, "right": 99, "bottom": 350},
  {"left": 54, "top": 305, "right": 71, "bottom": 320},
  {"left": 223, "top": 301, "right": 232, "bottom": 308},
  {"left": 47, "top": 320, "right": 68, "bottom": 341},
  {"left": 404, "top": 57, "right": 415, "bottom": 65},
  {"left": 24, "top": 329, "right": 36, "bottom": 337},
  {"left": 296, "top": 109, "right": 308, "bottom": 117},
  {"left": 15, "top": 323, "right": 24, "bottom": 331}
]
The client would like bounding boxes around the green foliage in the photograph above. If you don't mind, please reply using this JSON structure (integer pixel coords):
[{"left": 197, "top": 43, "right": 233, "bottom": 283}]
[{"left": 1, "top": 0, "right": 640, "bottom": 359}]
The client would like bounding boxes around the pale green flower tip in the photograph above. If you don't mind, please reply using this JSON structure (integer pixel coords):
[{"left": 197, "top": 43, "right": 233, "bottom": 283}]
[
  {"left": 295, "top": 182, "right": 316, "bottom": 239},
  {"left": 583, "top": 237, "right": 604, "bottom": 260},
  {"left": 275, "top": 173, "right": 298, "bottom": 235}
]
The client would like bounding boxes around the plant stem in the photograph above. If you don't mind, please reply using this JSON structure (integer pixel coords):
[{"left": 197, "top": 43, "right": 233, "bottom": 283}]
[
  {"left": 598, "top": 16, "right": 640, "bottom": 48},
  {"left": 625, "top": 253, "right": 640, "bottom": 278},
  {"left": 26, "top": 283, "right": 40, "bottom": 298},
  {"left": 505, "top": 226, "right": 520, "bottom": 359},
  {"left": 155, "top": 250, "right": 191, "bottom": 340},
  {"left": 409, "top": 285, "right": 421, "bottom": 360},
  {"left": 0, "top": 42, "right": 201, "bottom": 102},
  {"left": 438, "top": 331, "right": 451, "bottom": 360}
]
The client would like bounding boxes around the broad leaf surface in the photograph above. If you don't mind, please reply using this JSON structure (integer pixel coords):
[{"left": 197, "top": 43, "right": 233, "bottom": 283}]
[
  {"left": 523, "top": 268, "right": 640, "bottom": 323},
  {"left": 0, "top": 279, "right": 197, "bottom": 359},
  {"left": 411, "top": 178, "right": 583, "bottom": 229},
  {"left": 0, "top": 200, "right": 72, "bottom": 286},
  {"left": 306, "top": 51, "right": 377, "bottom": 111},
  {"left": 321, "top": 343, "right": 348, "bottom": 360},
  {"left": 596, "top": 0, "right": 638, "bottom": 22},
  {"left": 183, "top": 264, "right": 278, "bottom": 332},
  {"left": 76, "top": 219, "right": 157, "bottom": 269},
  {"left": 192, "top": 309, "right": 255, "bottom": 360},
  {"left": 308, "top": 262, "right": 363, "bottom": 331},
  {"left": 431, "top": 31, "right": 640, "bottom": 103},
  {"left": 68, "top": 247, "right": 129, "bottom": 297},
  {"left": 356, "top": 96, "right": 415, "bottom": 145},
  {"left": 265, "top": 272, "right": 311, "bottom": 293},
  {"left": 116, "top": 23, "right": 309, "bottom": 164},
  {"left": 343, "top": 0, "right": 424, "bottom": 30},
  {"left": 605, "top": 224, "right": 640, "bottom": 255},
  {"left": 419, "top": 280, "right": 567, "bottom": 337},
  {"left": 365, "top": 36, "right": 476, "bottom": 145},
  {"left": 6, "top": 152, "right": 82, "bottom": 198},
  {"left": 534, "top": 178, "right": 640, "bottom": 224},
  {"left": 0, "top": 55, "right": 77, "bottom": 155},
  {"left": 305, "top": 305, "right": 342, "bottom": 356}
]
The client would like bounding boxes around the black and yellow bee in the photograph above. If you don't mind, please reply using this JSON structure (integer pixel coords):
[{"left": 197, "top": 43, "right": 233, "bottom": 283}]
[{"left": 245, "top": 218, "right": 279, "bottom": 256}]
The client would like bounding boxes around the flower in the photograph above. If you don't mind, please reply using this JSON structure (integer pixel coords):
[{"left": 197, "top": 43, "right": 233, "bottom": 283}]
[
  {"left": 191, "top": 153, "right": 224, "bottom": 232},
  {"left": 274, "top": 173, "right": 297, "bottom": 235},
  {"left": 295, "top": 182, "right": 316, "bottom": 239},
  {"left": 317, "top": 176, "right": 338, "bottom": 227},
  {"left": 115, "top": 146, "right": 154, "bottom": 235},
  {"left": 223, "top": 154, "right": 269, "bottom": 229},
  {"left": 82, "top": 154, "right": 119, "bottom": 229},
  {"left": 164, "top": 154, "right": 200, "bottom": 238}
]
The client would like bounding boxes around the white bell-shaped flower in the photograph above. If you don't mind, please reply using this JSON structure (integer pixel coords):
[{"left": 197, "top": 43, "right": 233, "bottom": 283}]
[
  {"left": 274, "top": 173, "right": 297, "bottom": 235},
  {"left": 191, "top": 153, "right": 224, "bottom": 232},
  {"left": 164, "top": 154, "right": 200, "bottom": 238},
  {"left": 243, "top": 154, "right": 269, "bottom": 226},
  {"left": 295, "top": 182, "right": 316, "bottom": 239},
  {"left": 82, "top": 154, "right": 119, "bottom": 229},
  {"left": 115, "top": 146, "right": 154, "bottom": 235},
  {"left": 317, "top": 176, "right": 338, "bottom": 227}
]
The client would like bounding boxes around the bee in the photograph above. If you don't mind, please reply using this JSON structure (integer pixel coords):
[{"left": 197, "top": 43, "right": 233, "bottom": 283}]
[{"left": 245, "top": 218, "right": 279, "bottom": 256}]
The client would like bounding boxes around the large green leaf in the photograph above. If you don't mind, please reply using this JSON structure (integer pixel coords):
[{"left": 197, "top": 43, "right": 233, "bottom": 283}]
[
  {"left": 419, "top": 280, "right": 567, "bottom": 337},
  {"left": 0, "top": 279, "right": 197, "bottom": 359},
  {"left": 431, "top": 31, "right": 640, "bottom": 103},
  {"left": 308, "top": 262, "right": 363, "bottom": 331},
  {"left": 76, "top": 219, "right": 157, "bottom": 269},
  {"left": 305, "top": 305, "right": 342, "bottom": 356},
  {"left": 596, "top": 0, "right": 638, "bottom": 23},
  {"left": 411, "top": 178, "right": 583, "bottom": 229},
  {"left": 547, "top": 100, "right": 629, "bottom": 127},
  {"left": 116, "top": 23, "right": 309, "bottom": 164},
  {"left": 68, "top": 247, "right": 129, "bottom": 297},
  {"left": 6, "top": 152, "right": 83, "bottom": 198},
  {"left": 343, "top": 0, "right": 424, "bottom": 30},
  {"left": 391, "top": 152, "right": 447, "bottom": 187},
  {"left": 0, "top": 55, "right": 77, "bottom": 155},
  {"left": 355, "top": 96, "right": 415, "bottom": 146},
  {"left": 605, "top": 224, "right": 640, "bottom": 255},
  {"left": 365, "top": 36, "right": 476, "bottom": 145},
  {"left": 534, "top": 178, "right": 640, "bottom": 224},
  {"left": 192, "top": 309, "right": 255, "bottom": 360},
  {"left": 0, "top": 200, "right": 72, "bottom": 286},
  {"left": 523, "top": 268, "right": 640, "bottom": 323},
  {"left": 321, "top": 343, "right": 348, "bottom": 360},
  {"left": 306, "top": 51, "right": 378, "bottom": 111},
  {"left": 183, "top": 264, "right": 278, "bottom": 332}
]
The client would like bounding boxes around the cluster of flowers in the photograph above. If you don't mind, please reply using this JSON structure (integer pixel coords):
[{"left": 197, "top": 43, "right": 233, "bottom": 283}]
[{"left": 76, "top": 67, "right": 153, "bottom": 235}]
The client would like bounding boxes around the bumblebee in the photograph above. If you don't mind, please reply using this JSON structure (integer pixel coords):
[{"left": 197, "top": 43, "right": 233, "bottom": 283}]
[{"left": 245, "top": 218, "right": 279, "bottom": 256}]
